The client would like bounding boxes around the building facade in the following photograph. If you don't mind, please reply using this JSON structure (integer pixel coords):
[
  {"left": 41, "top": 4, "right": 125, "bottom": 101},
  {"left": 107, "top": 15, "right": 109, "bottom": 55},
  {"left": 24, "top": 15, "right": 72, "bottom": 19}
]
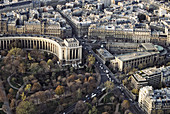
[
  {"left": 138, "top": 86, "right": 170, "bottom": 114},
  {"left": 112, "top": 51, "right": 159, "bottom": 72},
  {"left": 0, "top": 35, "right": 82, "bottom": 65}
]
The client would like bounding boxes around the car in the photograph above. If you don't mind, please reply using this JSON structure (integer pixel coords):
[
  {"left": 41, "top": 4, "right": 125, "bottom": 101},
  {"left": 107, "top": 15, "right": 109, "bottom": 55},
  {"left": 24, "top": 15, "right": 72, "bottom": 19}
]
[
  {"left": 97, "top": 86, "right": 100, "bottom": 89},
  {"left": 85, "top": 95, "right": 89, "bottom": 98},
  {"left": 129, "top": 99, "right": 133, "bottom": 102},
  {"left": 106, "top": 70, "right": 109, "bottom": 73},
  {"left": 91, "top": 93, "right": 96, "bottom": 98},
  {"left": 101, "top": 87, "right": 106, "bottom": 92},
  {"left": 106, "top": 74, "right": 109, "bottom": 77}
]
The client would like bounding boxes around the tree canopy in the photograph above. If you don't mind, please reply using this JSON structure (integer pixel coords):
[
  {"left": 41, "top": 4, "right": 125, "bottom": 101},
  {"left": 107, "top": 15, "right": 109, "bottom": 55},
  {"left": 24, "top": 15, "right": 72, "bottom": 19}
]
[{"left": 16, "top": 101, "right": 36, "bottom": 114}]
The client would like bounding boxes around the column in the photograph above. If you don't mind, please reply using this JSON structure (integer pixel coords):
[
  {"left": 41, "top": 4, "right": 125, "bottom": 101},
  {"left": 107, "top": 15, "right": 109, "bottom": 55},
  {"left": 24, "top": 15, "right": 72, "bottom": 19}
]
[
  {"left": 31, "top": 40, "right": 35, "bottom": 48},
  {"left": 35, "top": 40, "right": 39, "bottom": 49},
  {"left": 39, "top": 40, "right": 41, "bottom": 49},
  {"left": 45, "top": 41, "right": 46, "bottom": 50},
  {"left": 75, "top": 49, "right": 77, "bottom": 59},
  {"left": 29, "top": 40, "right": 31, "bottom": 48},
  {"left": 66, "top": 48, "right": 68, "bottom": 60},
  {"left": 24, "top": 40, "right": 25, "bottom": 48},
  {"left": 69, "top": 49, "right": 72, "bottom": 59},
  {"left": 0, "top": 40, "right": 1, "bottom": 49},
  {"left": 21, "top": 39, "right": 23, "bottom": 48},
  {"left": 47, "top": 42, "right": 49, "bottom": 50},
  {"left": 79, "top": 48, "right": 82, "bottom": 60},
  {"left": 72, "top": 49, "right": 74, "bottom": 59},
  {"left": 3, "top": 40, "right": 4, "bottom": 49},
  {"left": 50, "top": 43, "right": 51, "bottom": 51},
  {"left": 6, "top": 40, "right": 7, "bottom": 49},
  {"left": 27, "top": 40, "right": 29, "bottom": 48}
]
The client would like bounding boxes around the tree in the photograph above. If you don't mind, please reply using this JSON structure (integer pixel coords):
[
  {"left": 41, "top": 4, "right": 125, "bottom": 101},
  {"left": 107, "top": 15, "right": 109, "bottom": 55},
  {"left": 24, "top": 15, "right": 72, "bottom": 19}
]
[
  {"left": 104, "top": 105, "right": 111, "bottom": 112},
  {"left": 18, "top": 63, "right": 26, "bottom": 74},
  {"left": 122, "top": 78, "right": 128, "bottom": 85},
  {"left": 166, "top": 62, "right": 170, "bottom": 66},
  {"left": 70, "top": 67, "right": 74, "bottom": 73},
  {"left": 157, "top": 109, "right": 164, "bottom": 114},
  {"left": 74, "top": 100, "right": 88, "bottom": 114},
  {"left": 104, "top": 81, "right": 114, "bottom": 92},
  {"left": 121, "top": 100, "right": 130, "bottom": 110},
  {"left": 10, "top": 99, "right": 15, "bottom": 109},
  {"left": 24, "top": 84, "right": 31, "bottom": 92},
  {"left": 77, "top": 88, "right": 82, "bottom": 99},
  {"left": 55, "top": 85, "right": 64, "bottom": 95},
  {"left": 9, "top": 88, "right": 14, "bottom": 95},
  {"left": 1, "top": 50, "right": 7, "bottom": 56},
  {"left": 16, "top": 101, "right": 36, "bottom": 114},
  {"left": 87, "top": 55, "right": 95, "bottom": 66},
  {"left": 8, "top": 48, "right": 22, "bottom": 57},
  {"left": 110, "top": 96, "right": 115, "bottom": 103},
  {"left": 102, "top": 112, "right": 109, "bottom": 114},
  {"left": 138, "top": 64, "right": 143, "bottom": 70},
  {"left": 124, "top": 66, "right": 131, "bottom": 74},
  {"left": 31, "top": 82, "right": 41, "bottom": 91},
  {"left": 29, "top": 63, "right": 40, "bottom": 74},
  {"left": 92, "top": 97, "right": 97, "bottom": 106},
  {"left": 131, "top": 88, "right": 139, "bottom": 95},
  {"left": 47, "top": 59, "right": 54, "bottom": 68},
  {"left": 88, "top": 106, "right": 97, "bottom": 114}
]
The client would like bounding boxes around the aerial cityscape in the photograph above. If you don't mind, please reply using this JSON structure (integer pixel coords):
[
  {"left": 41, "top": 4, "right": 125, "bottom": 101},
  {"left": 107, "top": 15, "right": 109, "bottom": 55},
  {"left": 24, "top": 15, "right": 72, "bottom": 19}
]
[{"left": 0, "top": 0, "right": 169, "bottom": 114}]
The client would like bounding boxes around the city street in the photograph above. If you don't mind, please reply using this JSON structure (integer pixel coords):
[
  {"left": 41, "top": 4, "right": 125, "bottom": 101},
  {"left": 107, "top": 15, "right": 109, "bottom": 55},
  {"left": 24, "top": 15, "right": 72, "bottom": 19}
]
[{"left": 61, "top": 38, "right": 145, "bottom": 114}]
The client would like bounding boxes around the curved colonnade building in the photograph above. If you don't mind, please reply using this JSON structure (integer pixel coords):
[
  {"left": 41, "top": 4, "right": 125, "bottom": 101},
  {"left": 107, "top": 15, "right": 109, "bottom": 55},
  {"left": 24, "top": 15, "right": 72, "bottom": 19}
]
[{"left": 0, "top": 35, "right": 82, "bottom": 65}]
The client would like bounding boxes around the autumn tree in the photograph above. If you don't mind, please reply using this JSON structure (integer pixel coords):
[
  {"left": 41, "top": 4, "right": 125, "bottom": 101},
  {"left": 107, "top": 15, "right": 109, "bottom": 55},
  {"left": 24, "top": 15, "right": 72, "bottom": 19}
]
[
  {"left": 77, "top": 88, "right": 82, "bottom": 99},
  {"left": 18, "top": 62, "right": 26, "bottom": 74},
  {"left": 87, "top": 55, "right": 95, "bottom": 66},
  {"left": 131, "top": 88, "right": 139, "bottom": 95},
  {"left": 92, "top": 97, "right": 98, "bottom": 106},
  {"left": 138, "top": 64, "right": 143, "bottom": 70},
  {"left": 29, "top": 63, "right": 40, "bottom": 74},
  {"left": 104, "top": 81, "right": 114, "bottom": 92},
  {"left": 74, "top": 100, "right": 88, "bottom": 114},
  {"left": 121, "top": 100, "right": 130, "bottom": 110},
  {"left": 47, "top": 59, "right": 54, "bottom": 68},
  {"left": 16, "top": 101, "right": 36, "bottom": 114},
  {"left": 88, "top": 106, "right": 97, "bottom": 114},
  {"left": 31, "top": 82, "right": 42, "bottom": 91},
  {"left": 10, "top": 99, "right": 15, "bottom": 109},
  {"left": 104, "top": 105, "right": 111, "bottom": 112},
  {"left": 55, "top": 85, "right": 64, "bottom": 95}
]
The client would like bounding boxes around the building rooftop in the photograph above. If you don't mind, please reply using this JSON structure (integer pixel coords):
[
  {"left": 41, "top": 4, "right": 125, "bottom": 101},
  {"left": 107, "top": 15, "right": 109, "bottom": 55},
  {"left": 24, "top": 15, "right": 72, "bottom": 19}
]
[
  {"left": 116, "top": 51, "right": 159, "bottom": 62},
  {"left": 97, "top": 48, "right": 114, "bottom": 59},
  {"left": 141, "top": 43, "right": 157, "bottom": 52}
]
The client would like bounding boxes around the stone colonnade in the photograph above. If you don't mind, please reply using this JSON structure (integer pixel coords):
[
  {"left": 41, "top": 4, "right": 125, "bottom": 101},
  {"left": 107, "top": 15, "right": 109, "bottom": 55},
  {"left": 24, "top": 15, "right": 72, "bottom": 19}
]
[{"left": 0, "top": 37, "right": 82, "bottom": 65}]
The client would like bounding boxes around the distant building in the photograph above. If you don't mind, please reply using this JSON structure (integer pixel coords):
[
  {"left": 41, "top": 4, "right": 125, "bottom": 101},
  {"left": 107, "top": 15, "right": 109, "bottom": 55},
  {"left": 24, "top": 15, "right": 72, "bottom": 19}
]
[
  {"left": 0, "top": 12, "right": 72, "bottom": 38},
  {"left": 138, "top": 86, "right": 170, "bottom": 114},
  {"left": 98, "top": 0, "right": 111, "bottom": 7},
  {"left": 112, "top": 51, "right": 159, "bottom": 72}
]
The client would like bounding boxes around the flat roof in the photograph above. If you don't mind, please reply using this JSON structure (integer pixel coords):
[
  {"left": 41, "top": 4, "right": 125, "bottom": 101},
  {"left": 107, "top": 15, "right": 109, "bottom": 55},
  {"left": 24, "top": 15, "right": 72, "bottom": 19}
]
[
  {"left": 141, "top": 43, "right": 157, "bottom": 51},
  {"left": 116, "top": 51, "right": 159, "bottom": 62},
  {"left": 97, "top": 48, "right": 114, "bottom": 58}
]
